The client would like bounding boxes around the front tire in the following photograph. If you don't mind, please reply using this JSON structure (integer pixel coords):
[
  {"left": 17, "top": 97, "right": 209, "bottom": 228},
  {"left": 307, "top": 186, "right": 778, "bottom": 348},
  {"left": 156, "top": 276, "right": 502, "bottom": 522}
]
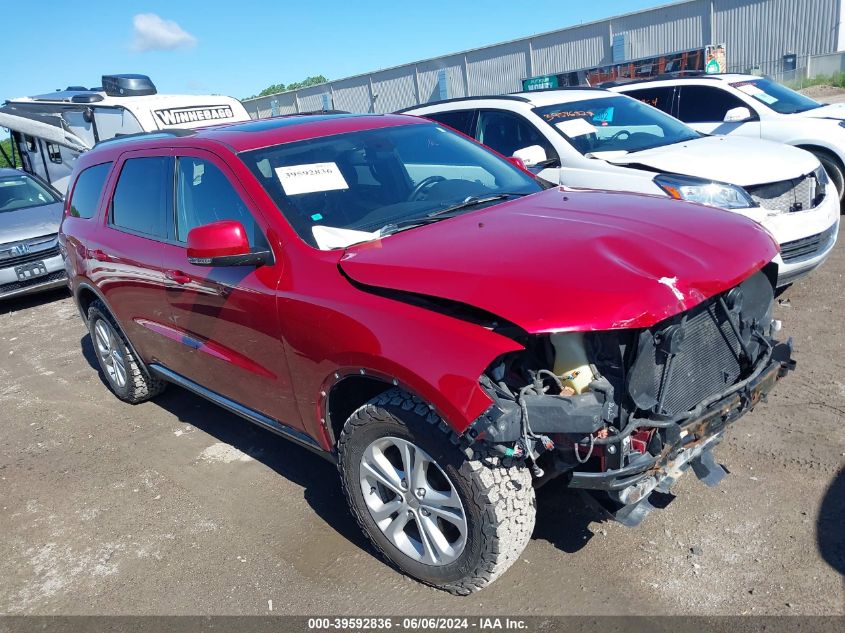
[
  {"left": 337, "top": 388, "right": 535, "bottom": 594},
  {"left": 87, "top": 300, "right": 166, "bottom": 404},
  {"left": 811, "top": 149, "right": 845, "bottom": 203}
]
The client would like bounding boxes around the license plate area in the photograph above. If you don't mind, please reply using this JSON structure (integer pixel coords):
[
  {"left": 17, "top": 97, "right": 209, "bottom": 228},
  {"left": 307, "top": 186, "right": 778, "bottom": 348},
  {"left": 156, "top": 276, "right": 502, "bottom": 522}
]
[{"left": 14, "top": 261, "right": 48, "bottom": 281}]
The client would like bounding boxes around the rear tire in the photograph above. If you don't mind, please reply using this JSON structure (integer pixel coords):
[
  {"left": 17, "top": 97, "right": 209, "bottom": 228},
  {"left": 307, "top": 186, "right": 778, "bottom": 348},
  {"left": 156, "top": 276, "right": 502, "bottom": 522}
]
[
  {"left": 337, "top": 388, "right": 535, "bottom": 594},
  {"left": 87, "top": 300, "right": 166, "bottom": 404}
]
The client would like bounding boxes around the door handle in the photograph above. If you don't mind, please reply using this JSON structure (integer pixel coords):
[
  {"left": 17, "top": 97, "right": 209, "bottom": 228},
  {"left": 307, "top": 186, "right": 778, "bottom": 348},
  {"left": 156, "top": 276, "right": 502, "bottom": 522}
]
[{"left": 165, "top": 269, "right": 191, "bottom": 285}]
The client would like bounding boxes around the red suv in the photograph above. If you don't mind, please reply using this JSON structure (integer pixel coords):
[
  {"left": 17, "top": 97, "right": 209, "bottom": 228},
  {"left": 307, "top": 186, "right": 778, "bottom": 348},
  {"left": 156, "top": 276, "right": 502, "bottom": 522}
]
[{"left": 59, "top": 113, "right": 794, "bottom": 593}]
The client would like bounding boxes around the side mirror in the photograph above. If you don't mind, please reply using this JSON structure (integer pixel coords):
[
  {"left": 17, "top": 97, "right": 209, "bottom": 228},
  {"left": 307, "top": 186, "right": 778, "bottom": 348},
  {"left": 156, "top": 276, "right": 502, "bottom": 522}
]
[
  {"left": 512, "top": 145, "right": 548, "bottom": 167},
  {"left": 506, "top": 156, "right": 527, "bottom": 170},
  {"left": 724, "top": 106, "right": 753, "bottom": 123},
  {"left": 187, "top": 220, "right": 270, "bottom": 267}
]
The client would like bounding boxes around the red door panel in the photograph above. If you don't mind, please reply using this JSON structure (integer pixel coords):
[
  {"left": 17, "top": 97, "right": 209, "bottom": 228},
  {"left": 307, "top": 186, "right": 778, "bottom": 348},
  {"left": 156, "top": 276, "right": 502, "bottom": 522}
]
[{"left": 158, "top": 150, "right": 299, "bottom": 429}]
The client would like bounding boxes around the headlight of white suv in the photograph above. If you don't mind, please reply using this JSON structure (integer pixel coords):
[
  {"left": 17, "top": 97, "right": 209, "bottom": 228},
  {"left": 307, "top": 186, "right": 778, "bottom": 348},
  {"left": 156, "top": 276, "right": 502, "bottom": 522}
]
[{"left": 654, "top": 174, "right": 756, "bottom": 210}]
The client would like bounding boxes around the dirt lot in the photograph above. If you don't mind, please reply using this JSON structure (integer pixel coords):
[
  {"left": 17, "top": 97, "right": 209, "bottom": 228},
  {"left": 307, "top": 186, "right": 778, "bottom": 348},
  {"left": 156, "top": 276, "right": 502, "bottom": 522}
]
[{"left": 0, "top": 229, "right": 843, "bottom": 616}]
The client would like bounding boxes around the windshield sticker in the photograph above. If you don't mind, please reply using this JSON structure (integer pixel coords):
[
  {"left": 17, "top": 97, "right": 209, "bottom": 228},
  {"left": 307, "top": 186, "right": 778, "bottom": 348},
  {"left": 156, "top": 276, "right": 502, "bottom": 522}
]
[
  {"left": 542, "top": 110, "right": 594, "bottom": 123},
  {"left": 592, "top": 107, "right": 615, "bottom": 124},
  {"left": 275, "top": 162, "right": 349, "bottom": 196},
  {"left": 735, "top": 83, "right": 765, "bottom": 96},
  {"left": 732, "top": 82, "right": 778, "bottom": 104},
  {"left": 555, "top": 118, "right": 597, "bottom": 138}
]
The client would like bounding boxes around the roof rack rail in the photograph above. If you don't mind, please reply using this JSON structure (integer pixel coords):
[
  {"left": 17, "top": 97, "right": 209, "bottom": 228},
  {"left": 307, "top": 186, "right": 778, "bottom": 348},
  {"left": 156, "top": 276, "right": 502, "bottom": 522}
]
[
  {"left": 93, "top": 128, "right": 196, "bottom": 148},
  {"left": 598, "top": 71, "right": 720, "bottom": 88},
  {"left": 395, "top": 94, "right": 531, "bottom": 113}
]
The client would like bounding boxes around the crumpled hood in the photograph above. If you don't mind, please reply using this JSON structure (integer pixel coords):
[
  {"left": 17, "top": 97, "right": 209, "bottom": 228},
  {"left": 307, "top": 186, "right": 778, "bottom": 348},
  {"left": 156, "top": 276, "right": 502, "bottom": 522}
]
[
  {"left": 792, "top": 102, "right": 845, "bottom": 121},
  {"left": 605, "top": 135, "right": 819, "bottom": 186},
  {"left": 0, "top": 202, "right": 63, "bottom": 244},
  {"left": 340, "top": 188, "right": 778, "bottom": 334}
]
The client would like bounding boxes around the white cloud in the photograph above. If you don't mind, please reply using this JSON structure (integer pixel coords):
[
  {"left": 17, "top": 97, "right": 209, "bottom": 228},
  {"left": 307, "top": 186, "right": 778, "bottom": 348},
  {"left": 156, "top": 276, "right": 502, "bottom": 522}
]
[{"left": 131, "top": 13, "right": 197, "bottom": 52}]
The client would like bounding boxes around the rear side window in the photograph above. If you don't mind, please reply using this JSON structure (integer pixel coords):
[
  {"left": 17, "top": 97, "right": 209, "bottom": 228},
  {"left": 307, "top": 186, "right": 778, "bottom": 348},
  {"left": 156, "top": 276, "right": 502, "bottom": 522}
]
[
  {"left": 69, "top": 162, "right": 111, "bottom": 219},
  {"left": 424, "top": 110, "right": 475, "bottom": 136},
  {"left": 625, "top": 86, "right": 675, "bottom": 115},
  {"left": 677, "top": 85, "right": 750, "bottom": 123},
  {"left": 111, "top": 156, "right": 172, "bottom": 238}
]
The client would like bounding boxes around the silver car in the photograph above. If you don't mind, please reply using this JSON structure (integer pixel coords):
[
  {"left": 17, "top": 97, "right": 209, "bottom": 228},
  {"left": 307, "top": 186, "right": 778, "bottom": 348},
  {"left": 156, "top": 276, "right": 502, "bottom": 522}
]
[{"left": 0, "top": 168, "right": 66, "bottom": 300}]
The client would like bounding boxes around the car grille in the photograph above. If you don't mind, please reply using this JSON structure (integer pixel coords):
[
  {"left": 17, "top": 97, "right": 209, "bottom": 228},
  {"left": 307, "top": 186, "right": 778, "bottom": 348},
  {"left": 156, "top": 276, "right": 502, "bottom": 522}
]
[
  {"left": 0, "top": 270, "right": 66, "bottom": 295},
  {"left": 626, "top": 271, "right": 774, "bottom": 417},
  {"left": 780, "top": 223, "right": 837, "bottom": 263},
  {"left": 0, "top": 235, "right": 60, "bottom": 269},
  {"left": 746, "top": 172, "right": 823, "bottom": 213}
]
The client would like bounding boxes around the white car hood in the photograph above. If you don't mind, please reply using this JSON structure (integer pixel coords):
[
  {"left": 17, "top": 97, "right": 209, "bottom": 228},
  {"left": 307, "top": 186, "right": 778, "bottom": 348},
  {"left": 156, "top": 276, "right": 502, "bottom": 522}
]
[
  {"left": 791, "top": 102, "right": 845, "bottom": 121},
  {"left": 604, "top": 135, "right": 818, "bottom": 186}
]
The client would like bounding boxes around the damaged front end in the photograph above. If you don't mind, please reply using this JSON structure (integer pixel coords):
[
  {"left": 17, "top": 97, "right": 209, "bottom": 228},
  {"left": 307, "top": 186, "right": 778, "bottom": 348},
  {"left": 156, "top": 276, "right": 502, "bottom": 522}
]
[{"left": 470, "top": 265, "right": 795, "bottom": 526}]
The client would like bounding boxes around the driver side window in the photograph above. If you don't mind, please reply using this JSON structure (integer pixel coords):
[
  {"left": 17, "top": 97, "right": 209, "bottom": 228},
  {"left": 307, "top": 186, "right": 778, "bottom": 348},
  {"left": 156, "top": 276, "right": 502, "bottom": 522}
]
[
  {"left": 476, "top": 110, "right": 556, "bottom": 161},
  {"left": 677, "top": 86, "right": 751, "bottom": 123},
  {"left": 175, "top": 157, "right": 263, "bottom": 246}
]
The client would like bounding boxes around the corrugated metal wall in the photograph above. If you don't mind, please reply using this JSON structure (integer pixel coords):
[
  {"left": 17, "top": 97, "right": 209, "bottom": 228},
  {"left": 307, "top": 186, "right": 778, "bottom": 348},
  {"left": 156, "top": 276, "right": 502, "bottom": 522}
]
[
  {"left": 465, "top": 42, "right": 529, "bottom": 95},
  {"left": 417, "top": 56, "right": 467, "bottom": 102},
  {"left": 530, "top": 21, "right": 608, "bottom": 76},
  {"left": 242, "top": 0, "right": 842, "bottom": 118},
  {"left": 372, "top": 66, "right": 418, "bottom": 113},
  {"left": 715, "top": 0, "right": 839, "bottom": 70},
  {"left": 612, "top": 0, "right": 707, "bottom": 60},
  {"left": 331, "top": 78, "right": 371, "bottom": 112}
]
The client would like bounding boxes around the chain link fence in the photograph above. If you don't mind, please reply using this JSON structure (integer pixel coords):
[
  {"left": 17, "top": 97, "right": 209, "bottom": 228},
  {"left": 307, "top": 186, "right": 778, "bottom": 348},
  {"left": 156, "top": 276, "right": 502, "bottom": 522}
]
[{"left": 727, "top": 52, "right": 845, "bottom": 90}]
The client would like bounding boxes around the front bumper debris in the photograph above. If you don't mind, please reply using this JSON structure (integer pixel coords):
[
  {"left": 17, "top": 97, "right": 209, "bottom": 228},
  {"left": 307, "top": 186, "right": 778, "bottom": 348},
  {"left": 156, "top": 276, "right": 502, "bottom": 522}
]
[{"left": 571, "top": 340, "right": 794, "bottom": 526}]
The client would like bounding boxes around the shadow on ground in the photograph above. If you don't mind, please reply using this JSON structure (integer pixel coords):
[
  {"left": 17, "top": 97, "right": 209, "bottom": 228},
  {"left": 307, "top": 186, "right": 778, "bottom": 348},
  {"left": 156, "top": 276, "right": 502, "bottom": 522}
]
[
  {"left": 817, "top": 466, "right": 845, "bottom": 576},
  {"left": 0, "top": 287, "right": 70, "bottom": 315},
  {"left": 80, "top": 333, "right": 598, "bottom": 560}
]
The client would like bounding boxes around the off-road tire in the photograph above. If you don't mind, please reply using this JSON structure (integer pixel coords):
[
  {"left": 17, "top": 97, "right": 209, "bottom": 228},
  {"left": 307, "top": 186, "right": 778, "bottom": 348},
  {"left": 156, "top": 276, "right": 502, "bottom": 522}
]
[
  {"left": 337, "top": 388, "right": 535, "bottom": 594},
  {"left": 87, "top": 300, "right": 167, "bottom": 404}
]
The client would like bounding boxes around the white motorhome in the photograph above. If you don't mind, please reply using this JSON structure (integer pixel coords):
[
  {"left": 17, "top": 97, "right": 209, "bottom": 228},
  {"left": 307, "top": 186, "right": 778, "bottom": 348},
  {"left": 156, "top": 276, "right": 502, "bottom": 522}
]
[{"left": 0, "top": 74, "right": 250, "bottom": 193}]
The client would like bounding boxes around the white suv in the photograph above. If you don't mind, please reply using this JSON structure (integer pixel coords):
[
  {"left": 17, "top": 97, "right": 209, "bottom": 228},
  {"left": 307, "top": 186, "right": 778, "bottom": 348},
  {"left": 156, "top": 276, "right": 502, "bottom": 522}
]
[
  {"left": 402, "top": 89, "right": 839, "bottom": 287},
  {"left": 611, "top": 73, "right": 845, "bottom": 201}
]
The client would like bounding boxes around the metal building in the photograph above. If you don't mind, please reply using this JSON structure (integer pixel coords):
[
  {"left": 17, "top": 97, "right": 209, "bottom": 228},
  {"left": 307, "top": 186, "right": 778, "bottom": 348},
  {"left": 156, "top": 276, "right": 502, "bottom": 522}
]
[{"left": 243, "top": 0, "right": 845, "bottom": 118}]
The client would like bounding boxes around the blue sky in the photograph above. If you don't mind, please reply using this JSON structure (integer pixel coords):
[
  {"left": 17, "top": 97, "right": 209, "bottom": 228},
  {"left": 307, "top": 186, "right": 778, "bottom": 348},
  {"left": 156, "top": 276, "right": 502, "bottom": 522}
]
[{"left": 3, "top": 0, "right": 662, "bottom": 100}]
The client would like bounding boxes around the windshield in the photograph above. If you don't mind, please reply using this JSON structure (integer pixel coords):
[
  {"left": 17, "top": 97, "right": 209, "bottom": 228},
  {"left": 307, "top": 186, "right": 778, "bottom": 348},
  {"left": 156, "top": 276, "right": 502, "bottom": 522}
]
[
  {"left": 0, "top": 173, "right": 61, "bottom": 213},
  {"left": 240, "top": 123, "right": 542, "bottom": 249},
  {"left": 729, "top": 77, "right": 822, "bottom": 114},
  {"left": 533, "top": 95, "right": 700, "bottom": 155}
]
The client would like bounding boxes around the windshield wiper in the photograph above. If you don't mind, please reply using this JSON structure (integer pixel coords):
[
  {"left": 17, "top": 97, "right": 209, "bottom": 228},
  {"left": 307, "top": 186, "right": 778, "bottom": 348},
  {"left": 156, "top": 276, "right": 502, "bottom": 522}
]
[{"left": 376, "top": 193, "right": 528, "bottom": 237}]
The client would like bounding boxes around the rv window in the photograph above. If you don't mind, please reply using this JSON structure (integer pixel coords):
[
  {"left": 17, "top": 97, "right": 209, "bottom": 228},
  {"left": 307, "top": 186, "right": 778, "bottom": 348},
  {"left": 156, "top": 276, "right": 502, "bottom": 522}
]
[
  {"left": 111, "top": 156, "right": 171, "bottom": 238},
  {"left": 69, "top": 162, "right": 111, "bottom": 219},
  {"left": 46, "top": 143, "right": 62, "bottom": 164},
  {"left": 93, "top": 107, "right": 145, "bottom": 141},
  {"left": 25, "top": 136, "right": 37, "bottom": 153},
  {"left": 63, "top": 110, "right": 97, "bottom": 147}
]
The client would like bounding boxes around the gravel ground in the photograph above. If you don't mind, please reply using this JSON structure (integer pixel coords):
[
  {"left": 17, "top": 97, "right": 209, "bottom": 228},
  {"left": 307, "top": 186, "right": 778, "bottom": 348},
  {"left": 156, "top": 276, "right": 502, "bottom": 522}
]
[
  {"left": 0, "top": 226, "right": 843, "bottom": 616},
  {"left": 798, "top": 85, "right": 845, "bottom": 100}
]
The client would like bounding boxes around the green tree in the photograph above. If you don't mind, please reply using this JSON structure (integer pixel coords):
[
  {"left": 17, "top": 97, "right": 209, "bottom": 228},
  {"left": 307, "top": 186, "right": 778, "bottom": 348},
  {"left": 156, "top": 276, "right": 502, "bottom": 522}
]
[
  {"left": 0, "top": 135, "right": 20, "bottom": 169},
  {"left": 246, "top": 75, "right": 328, "bottom": 100}
]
